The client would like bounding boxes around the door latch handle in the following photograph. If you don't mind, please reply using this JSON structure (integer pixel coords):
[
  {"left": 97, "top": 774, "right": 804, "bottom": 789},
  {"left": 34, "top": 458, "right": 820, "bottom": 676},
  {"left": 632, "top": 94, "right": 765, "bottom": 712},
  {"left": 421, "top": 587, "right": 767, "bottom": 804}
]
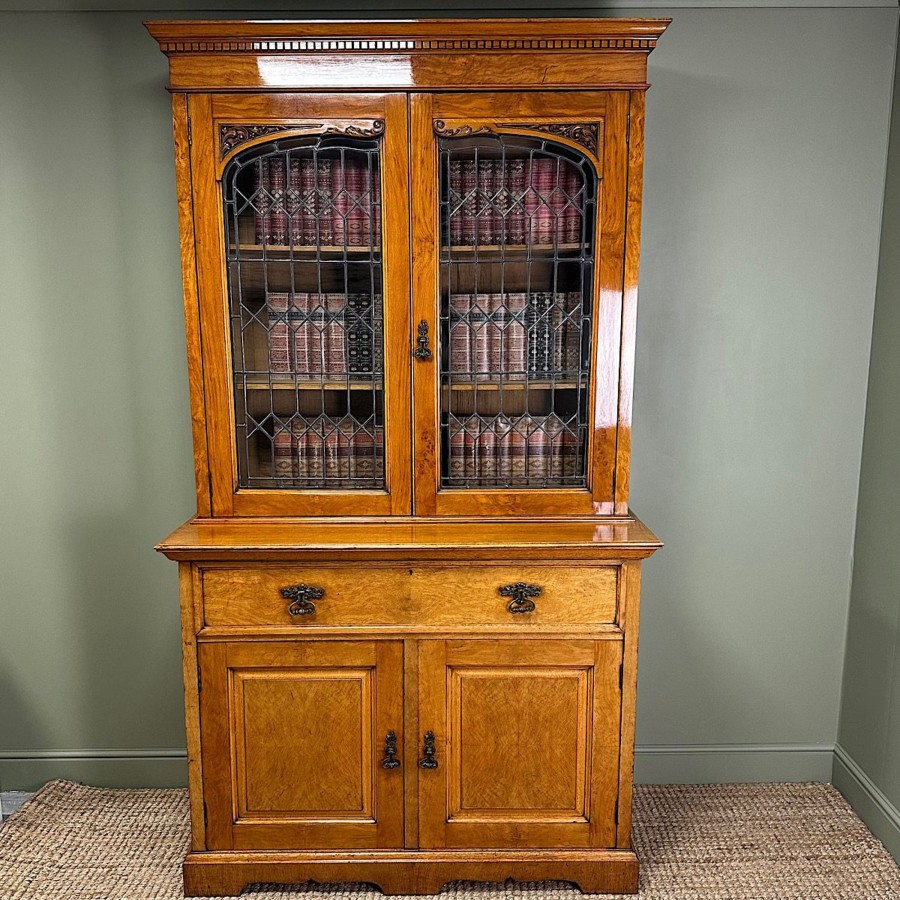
[
  {"left": 418, "top": 730, "right": 438, "bottom": 769},
  {"left": 413, "top": 321, "right": 432, "bottom": 361}
]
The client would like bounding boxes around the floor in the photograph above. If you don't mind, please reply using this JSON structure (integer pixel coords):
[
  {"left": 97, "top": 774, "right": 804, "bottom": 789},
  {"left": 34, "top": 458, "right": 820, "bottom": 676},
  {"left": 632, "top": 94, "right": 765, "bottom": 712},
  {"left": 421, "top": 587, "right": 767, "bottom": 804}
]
[{"left": 1, "top": 780, "right": 898, "bottom": 899}]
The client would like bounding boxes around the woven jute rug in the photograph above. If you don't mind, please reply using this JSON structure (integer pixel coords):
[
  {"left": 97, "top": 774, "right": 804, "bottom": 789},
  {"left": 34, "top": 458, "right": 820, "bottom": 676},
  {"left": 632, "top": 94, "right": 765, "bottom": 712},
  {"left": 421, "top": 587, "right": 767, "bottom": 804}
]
[{"left": 1, "top": 781, "right": 898, "bottom": 899}]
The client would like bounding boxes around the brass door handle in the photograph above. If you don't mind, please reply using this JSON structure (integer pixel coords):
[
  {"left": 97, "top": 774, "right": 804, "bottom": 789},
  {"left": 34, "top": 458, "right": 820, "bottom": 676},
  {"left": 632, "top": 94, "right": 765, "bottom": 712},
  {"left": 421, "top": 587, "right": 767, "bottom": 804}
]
[
  {"left": 280, "top": 583, "right": 325, "bottom": 616},
  {"left": 499, "top": 581, "right": 542, "bottom": 614},
  {"left": 381, "top": 731, "right": 401, "bottom": 769},
  {"left": 418, "top": 730, "right": 438, "bottom": 769},
  {"left": 413, "top": 321, "right": 433, "bottom": 360}
]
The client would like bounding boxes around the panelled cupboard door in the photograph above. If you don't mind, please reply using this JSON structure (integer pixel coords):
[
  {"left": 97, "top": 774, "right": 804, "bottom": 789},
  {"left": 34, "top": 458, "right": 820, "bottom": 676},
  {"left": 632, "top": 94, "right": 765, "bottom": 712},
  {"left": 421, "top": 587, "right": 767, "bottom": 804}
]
[
  {"left": 198, "top": 640, "right": 404, "bottom": 850},
  {"left": 410, "top": 92, "right": 630, "bottom": 516},
  {"left": 417, "top": 639, "right": 623, "bottom": 849},
  {"left": 187, "top": 92, "right": 412, "bottom": 517}
]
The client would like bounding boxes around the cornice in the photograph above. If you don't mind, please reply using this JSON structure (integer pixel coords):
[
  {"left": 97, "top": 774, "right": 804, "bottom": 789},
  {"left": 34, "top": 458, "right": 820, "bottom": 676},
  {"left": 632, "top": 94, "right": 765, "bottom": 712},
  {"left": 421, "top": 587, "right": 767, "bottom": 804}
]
[{"left": 145, "top": 18, "right": 671, "bottom": 56}]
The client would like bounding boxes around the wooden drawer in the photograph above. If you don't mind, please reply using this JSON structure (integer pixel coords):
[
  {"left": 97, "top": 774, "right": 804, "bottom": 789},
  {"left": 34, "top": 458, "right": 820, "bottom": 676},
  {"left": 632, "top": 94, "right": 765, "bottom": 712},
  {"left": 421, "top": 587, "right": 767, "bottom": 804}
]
[{"left": 201, "top": 564, "right": 618, "bottom": 628}]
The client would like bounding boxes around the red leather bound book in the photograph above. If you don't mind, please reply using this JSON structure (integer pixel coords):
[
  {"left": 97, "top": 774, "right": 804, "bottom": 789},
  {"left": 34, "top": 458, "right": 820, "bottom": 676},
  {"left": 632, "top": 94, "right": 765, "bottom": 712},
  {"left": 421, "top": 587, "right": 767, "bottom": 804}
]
[
  {"left": 345, "top": 159, "right": 369, "bottom": 247},
  {"left": 305, "top": 416, "right": 324, "bottom": 484},
  {"left": 531, "top": 158, "right": 555, "bottom": 245},
  {"left": 373, "top": 425, "right": 385, "bottom": 482},
  {"left": 476, "top": 159, "right": 495, "bottom": 245},
  {"left": 331, "top": 158, "right": 349, "bottom": 246},
  {"left": 549, "top": 161, "right": 570, "bottom": 244},
  {"left": 461, "top": 160, "right": 478, "bottom": 245},
  {"left": 297, "top": 158, "right": 316, "bottom": 245},
  {"left": 463, "top": 418, "right": 480, "bottom": 481},
  {"left": 266, "top": 292, "right": 291, "bottom": 374},
  {"left": 316, "top": 159, "right": 334, "bottom": 246},
  {"left": 351, "top": 422, "right": 376, "bottom": 483},
  {"left": 273, "top": 422, "right": 296, "bottom": 481},
  {"left": 526, "top": 415, "right": 551, "bottom": 481},
  {"left": 448, "top": 160, "right": 463, "bottom": 245},
  {"left": 488, "top": 293, "right": 503, "bottom": 380},
  {"left": 293, "top": 293, "right": 323, "bottom": 381},
  {"left": 506, "top": 159, "right": 527, "bottom": 245},
  {"left": 372, "top": 162, "right": 382, "bottom": 247},
  {"left": 325, "top": 293, "right": 347, "bottom": 376},
  {"left": 448, "top": 418, "right": 466, "bottom": 481},
  {"left": 290, "top": 418, "right": 309, "bottom": 485},
  {"left": 253, "top": 158, "right": 271, "bottom": 245},
  {"left": 472, "top": 294, "right": 492, "bottom": 381},
  {"left": 268, "top": 157, "right": 288, "bottom": 246},
  {"left": 505, "top": 292, "right": 528, "bottom": 381},
  {"left": 449, "top": 293, "right": 473, "bottom": 377},
  {"left": 504, "top": 416, "right": 528, "bottom": 481},
  {"left": 563, "top": 162, "right": 583, "bottom": 244},
  {"left": 477, "top": 421, "right": 499, "bottom": 481}
]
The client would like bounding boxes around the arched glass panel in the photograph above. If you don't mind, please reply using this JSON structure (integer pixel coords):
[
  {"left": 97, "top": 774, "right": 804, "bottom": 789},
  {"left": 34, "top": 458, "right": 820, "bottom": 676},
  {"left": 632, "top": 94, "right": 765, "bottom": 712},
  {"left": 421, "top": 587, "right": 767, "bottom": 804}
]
[
  {"left": 223, "top": 134, "right": 385, "bottom": 490},
  {"left": 437, "top": 133, "right": 597, "bottom": 489}
]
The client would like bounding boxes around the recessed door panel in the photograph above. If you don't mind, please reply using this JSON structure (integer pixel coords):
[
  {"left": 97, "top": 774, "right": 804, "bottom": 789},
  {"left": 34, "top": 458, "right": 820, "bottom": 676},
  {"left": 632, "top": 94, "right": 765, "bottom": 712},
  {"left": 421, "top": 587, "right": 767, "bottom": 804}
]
[
  {"left": 199, "top": 640, "right": 403, "bottom": 850},
  {"left": 418, "top": 639, "right": 623, "bottom": 849}
]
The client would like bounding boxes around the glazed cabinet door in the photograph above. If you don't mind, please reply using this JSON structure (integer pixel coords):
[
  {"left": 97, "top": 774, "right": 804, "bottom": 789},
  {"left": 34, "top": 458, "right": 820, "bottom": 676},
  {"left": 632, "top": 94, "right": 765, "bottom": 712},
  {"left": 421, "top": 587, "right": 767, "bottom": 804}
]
[
  {"left": 410, "top": 91, "right": 631, "bottom": 516},
  {"left": 417, "top": 639, "right": 623, "bottom": 849},
  {"left": 185, "top": 93, "right": 412, "bottom": 516},
  {"left": 198, "top": 640, "right": 404, "bottom": 850}
]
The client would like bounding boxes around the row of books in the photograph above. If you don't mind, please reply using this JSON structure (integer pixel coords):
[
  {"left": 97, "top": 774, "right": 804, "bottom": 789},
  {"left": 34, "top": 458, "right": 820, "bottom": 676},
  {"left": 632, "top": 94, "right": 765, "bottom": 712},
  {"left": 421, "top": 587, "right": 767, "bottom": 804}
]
[
  {"left": 266, "top": 292, "right": 383, "bottom": 379},
  {"left": 253, "top": 157, "right": 381, "bottom": 247},
  {"left": 448, "top": 414, "right": 580, "bottom": 481},
  {"left": 448, "top": 292, "right": 583, "bottom": 380},
  {"left": 447, "top": 158, "right": 583, "bottom": 246},
  {"left": 273, "top": 416, "right": 384, "bottom": 484}
]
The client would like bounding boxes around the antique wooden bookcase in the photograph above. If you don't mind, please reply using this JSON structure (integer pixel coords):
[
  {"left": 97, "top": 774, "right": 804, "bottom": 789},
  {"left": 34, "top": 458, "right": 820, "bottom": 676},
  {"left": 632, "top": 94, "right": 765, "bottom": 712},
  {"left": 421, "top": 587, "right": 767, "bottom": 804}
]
[{"left": 149, "top": 17, "right": 668, "bottom": 897}]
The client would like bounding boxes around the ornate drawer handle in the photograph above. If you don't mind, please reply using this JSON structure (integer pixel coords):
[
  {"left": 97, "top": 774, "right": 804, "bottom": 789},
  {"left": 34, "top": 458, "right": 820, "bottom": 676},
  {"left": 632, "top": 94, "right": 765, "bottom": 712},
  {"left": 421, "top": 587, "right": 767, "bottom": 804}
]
[
  {"left": 418, "top": 731, "right": 438, "bottom": 769},
  {"left": 381, "top": 731, "right": 401, "bottom": 769},
  {"left": 413, "top": 321, "right": 433, "bottom": 361},
  {"left": 280, "top": 583, "right": 325, "bottom": 616},
  {"left": 499, "top": 581, "right": 542, "bottom": 614}
]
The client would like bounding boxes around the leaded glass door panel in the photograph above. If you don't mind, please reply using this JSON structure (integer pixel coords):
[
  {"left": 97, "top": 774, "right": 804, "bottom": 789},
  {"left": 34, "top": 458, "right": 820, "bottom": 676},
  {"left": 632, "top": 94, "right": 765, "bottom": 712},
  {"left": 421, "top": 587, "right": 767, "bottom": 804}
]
[
  {"left": 189, "top": 94, "right": 411, "bottom": 516},
  {"left": 410, "top": 92, "right": 630, "bottom": 516}
]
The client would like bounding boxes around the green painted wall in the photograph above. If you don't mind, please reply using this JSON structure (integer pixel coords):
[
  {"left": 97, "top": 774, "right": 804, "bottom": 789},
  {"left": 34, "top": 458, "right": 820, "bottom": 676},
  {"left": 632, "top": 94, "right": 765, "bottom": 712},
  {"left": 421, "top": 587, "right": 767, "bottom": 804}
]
[
  {"left": 0, "top": 7, "right": 896, "bottom": 790},
  {"left": 834, "top": 29, "right": 900, "bottom": 861}
]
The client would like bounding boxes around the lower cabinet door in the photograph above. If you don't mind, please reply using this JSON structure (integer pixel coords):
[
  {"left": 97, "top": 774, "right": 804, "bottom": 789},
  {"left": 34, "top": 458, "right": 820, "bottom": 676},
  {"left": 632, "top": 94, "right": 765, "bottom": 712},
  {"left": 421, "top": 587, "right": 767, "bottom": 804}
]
[
  {"left": 417, "top": 639, "right": 623, "bottom": 849},
  {"left": 199, "top": 640, "right": 404, "bottom": 850}
]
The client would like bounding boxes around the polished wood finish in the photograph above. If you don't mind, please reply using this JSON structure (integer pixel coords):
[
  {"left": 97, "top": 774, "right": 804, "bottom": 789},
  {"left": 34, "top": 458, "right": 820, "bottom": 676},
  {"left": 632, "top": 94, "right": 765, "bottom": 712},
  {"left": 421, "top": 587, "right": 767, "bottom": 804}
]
[
  {"left": 150, "top": 16, "right": 665, "bottom": 896},
  {"left": 201, "top": 563, "right": 618, "bottom": 628}
]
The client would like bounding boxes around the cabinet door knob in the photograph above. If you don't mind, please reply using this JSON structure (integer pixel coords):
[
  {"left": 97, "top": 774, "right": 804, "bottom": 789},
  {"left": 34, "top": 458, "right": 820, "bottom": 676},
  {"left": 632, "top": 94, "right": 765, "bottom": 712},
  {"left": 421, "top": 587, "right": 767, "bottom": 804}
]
[
  {"left": 499, "top": 581, "right": 542, "bottom": 614},
  {"left": 413, "top": 321, "right": 433, "bottom": 361},
  {"left": 418, "top": 730, "right": 438, "bottom": 769},
  {"left": 381, "top": 731, "right": 401, "bottom": 769},
  {"left": 280, "top": 583, "right": 325, "bottom": 616}
]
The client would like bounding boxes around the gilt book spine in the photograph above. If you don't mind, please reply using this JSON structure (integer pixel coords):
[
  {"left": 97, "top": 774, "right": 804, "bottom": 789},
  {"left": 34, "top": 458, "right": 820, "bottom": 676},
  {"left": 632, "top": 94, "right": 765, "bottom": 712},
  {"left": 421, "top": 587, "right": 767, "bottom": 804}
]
[
  {"left": 532, "top": 159, "right": 555, "bottom": 245},
  {"left": 316, "top": 159, "right": 334, "bottom": 246},
  {"left": 372, "top": 163, "right": 382, "bottom": 246},
  {"left": 488, "top": 293, "right": 503, "bottom": 380},
  {"left": 346, "top": 293, "right": 373, "bottom": 381},
  {"left": 504, "top": 417, "right": 528, "bottom": 480},
  {"left": 324, "top": 293, "right": 347, "bottom": 376},
  {"left": 274, "top": 423, "right": 296, "bottom": 481},
  {"left": 345, "top": 159, "right": 368, "bottom": 248},
  {"left": 266, "top": 292, "right": 291, "bottom": 374},
  {"left": 492, "top": 160, "right": 510, "bottom": 245},
  {"left": 448, "top": 419, "right": 466, "bottom": 481},
  {"left": 448, "top": 160, "right": 463, "bottom": 245},
  {"left": 472, "top": 295, "right": 491, "bottom": 381},
  {"left": 526, "top": 416, "right": 551, "bottom": 480},
  {"left": 268, "top": 157, "right": 288, "bottom": 246},
  {"left": 507, "top": 159, "right": 527, "bottom": 245},
  {"left": 461, "top": 160, "right": 478, "bottom": 245},
  {"left": 331, "top": 159, "right": 349, "bottom": 246},
  {"left": 477, "top": 159, "right": 495, "bottom": 245},
  {"left": 563, "top": 162, "right": 583, "bottom": 244},
  {"left": 298, "top": 159, "right": 316, "bottom": 245},
  {"left": 449, "top": 293, "right": 473, "bottom": 377},
  {"left": 254, "top": 158, "right": 271, "bottom": 245},
  {"left": 505, "top": 292, "right": 528, "bottom": 381},
  {"left": 291, "top": 419, "right": 309, "bottom": 485}
]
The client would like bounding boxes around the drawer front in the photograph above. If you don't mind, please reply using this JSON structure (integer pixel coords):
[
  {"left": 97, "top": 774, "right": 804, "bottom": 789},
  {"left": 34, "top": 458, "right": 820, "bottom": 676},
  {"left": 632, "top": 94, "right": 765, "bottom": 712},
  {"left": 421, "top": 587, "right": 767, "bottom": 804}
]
[{"left": 202, "top": 565, "right": 618, "bottom": 628}]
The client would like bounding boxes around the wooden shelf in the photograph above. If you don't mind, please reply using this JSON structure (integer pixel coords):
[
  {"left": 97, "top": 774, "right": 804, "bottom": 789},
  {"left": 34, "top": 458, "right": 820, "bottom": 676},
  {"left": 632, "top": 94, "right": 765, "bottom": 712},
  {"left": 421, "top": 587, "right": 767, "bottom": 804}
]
[
  {"left": 441, "top": 243, "right": 587, "bottom": 254},
  {"left": 442, "top": 380, "right": 585, "bottom": 391},
  {"left": 230, "top": 244, "right": 379, "bottom": 256},
  {"left": 239, "top": 377, "right": 382, "bottom": 391}
]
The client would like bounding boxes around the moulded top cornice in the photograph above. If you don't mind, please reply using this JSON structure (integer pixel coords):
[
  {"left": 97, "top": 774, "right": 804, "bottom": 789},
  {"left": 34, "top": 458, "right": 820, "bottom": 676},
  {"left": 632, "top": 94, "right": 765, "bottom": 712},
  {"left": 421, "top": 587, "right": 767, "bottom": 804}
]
[{"left": 145, "top": 17, "right": 672, "bottom": 55}]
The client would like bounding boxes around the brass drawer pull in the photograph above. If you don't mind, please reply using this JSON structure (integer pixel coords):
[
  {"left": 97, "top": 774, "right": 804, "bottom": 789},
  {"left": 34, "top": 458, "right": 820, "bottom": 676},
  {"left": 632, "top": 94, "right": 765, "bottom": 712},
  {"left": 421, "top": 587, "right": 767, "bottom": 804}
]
[
  {"left": 418, "top": 731, "right": 438, "bottom": 769},
  {"left": 381, "top": 731, "right": 401, "bottom": 769},
  {"left": 499, "top": 581, "right": 542, "bottom": 614},
  {"left": 280, "top": 583, "right": 325, "bottom": 616}
]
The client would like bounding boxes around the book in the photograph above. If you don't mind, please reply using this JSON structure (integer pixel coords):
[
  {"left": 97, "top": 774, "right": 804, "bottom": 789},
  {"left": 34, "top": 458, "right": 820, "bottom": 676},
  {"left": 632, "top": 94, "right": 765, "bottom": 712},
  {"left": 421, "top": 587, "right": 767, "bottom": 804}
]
[
  {"left": 316, "top": 159, "right": 334, "bottom": 246},
  {"left": 476, "top": 159, "right": 495, "bottom": 245},
  {"left": 460, "top": 160, "right": 478, "bottom": 245},
  {"left": 526, "top": 292, "right": 553, "bottom": 377},
  {"left": 549, "top": 160, "right": 570, "bottom": 244},
  {"left": 267, "top": 156, "right": 288, "bottom": 245},
  {"left": 506, "top": 158, "right": 527, "bottom": 244},
  {"left": 324, "top": 293, "right": 347, "bottom": 376},
  {"left": 472, "top": 295, "right": 492, "bottom": 381},
  {"left": 531, "top": 158, "right": 556, "bottom": 245},
  {"left": 491, "top": 160, "right": 510, "bottom": 244},
  {"left": 292, "top": 293, "right": 326, "bottom": 380},
  {"left": 563, "top": 162, "right": 583, "bottom": 243},
  {"left": 331, "top": 157, "right": 350, "bottom": 246},
  {"left": 273, "top": 422, "right": 296, "bottom": 481},
  {"left": 525, "top": 415, "right": 551, "bottom": 481},
  {"left": 563, "top": 291, "right": 582, "bottom": 373},
  {"left": 372, "top": 163, "right": 382, "bottom": 246},
  {"left": 448, "top": 160, "right": 463, "bottom": 245},
  {"left": 347, "top": 293, "right": 374, "bottom": 380},
  {"left": 476, "top": 420, "right": 499, "bottom": 480},
  {"left": 448, "top": 294, "right": 473, "bottom": 376},
  {"left": 504, "top": 292, "right": 528, "bottom": 381},
  {"left": 296, "top": 158, "right": 315, "bottom": 245},
  {"left": 253, "top": 158, "right": 271, "bottom": 244},
  {"left": 488, "top": 293, "right": 503, "bottom": 379},
  {"left": 345, "top": 159, "right": 369, "bottom": 247},
  {"left": 448, "top": 418, "right": 466, "bottom": 481},
  {"left": 266, "top": 292, "right": 291, "bottom": 373}
]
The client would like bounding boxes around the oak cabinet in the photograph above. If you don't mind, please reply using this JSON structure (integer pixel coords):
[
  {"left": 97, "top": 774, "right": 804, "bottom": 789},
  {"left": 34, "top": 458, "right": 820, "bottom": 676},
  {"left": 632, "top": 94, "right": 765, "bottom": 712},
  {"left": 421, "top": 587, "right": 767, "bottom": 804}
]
[{"left": 150, "top": 16, "right": 667, "bottom": 897}]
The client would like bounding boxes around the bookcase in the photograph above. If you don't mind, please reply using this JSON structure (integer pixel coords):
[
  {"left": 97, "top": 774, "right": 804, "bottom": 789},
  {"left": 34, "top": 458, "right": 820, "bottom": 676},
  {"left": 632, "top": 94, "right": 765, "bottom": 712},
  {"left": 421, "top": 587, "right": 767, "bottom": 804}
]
[{"left": 150, "top": 17, "right": 668, "bottom": 897}]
